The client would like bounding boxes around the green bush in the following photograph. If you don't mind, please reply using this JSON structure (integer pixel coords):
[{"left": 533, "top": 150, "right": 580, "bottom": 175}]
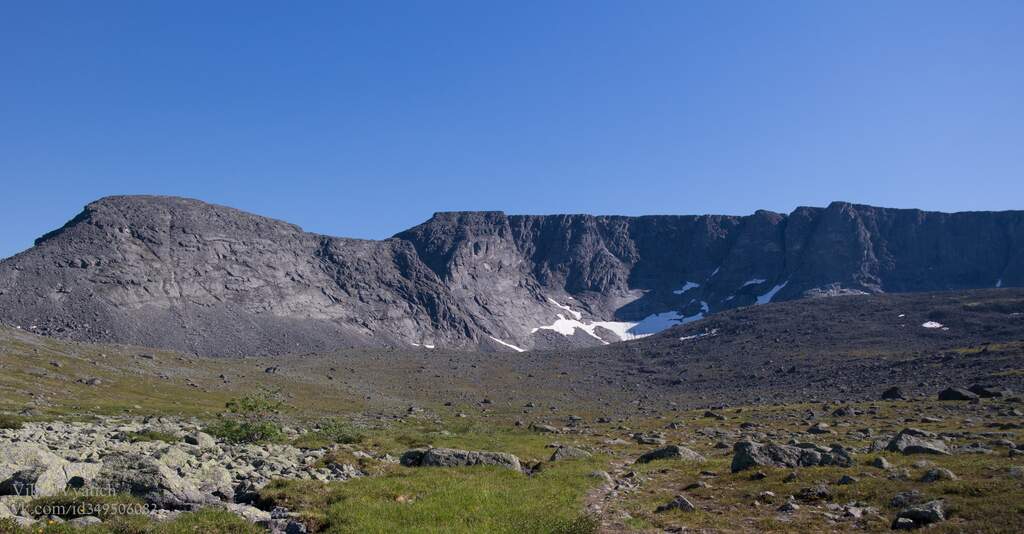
[
  {"left": 206, "top": 389, "right": 287, "bottom": 444},
  {"left": 225, "top": 389, "right": 285, "bottom": 417},
  {"left": 206, "top": 420, "right": 283, "bottom": 444}
]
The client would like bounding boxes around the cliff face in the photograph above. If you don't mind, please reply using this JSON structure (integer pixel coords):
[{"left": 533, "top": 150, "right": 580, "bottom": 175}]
[{"left": 0, "top": 195, "right": 1021, "bottom": 356}]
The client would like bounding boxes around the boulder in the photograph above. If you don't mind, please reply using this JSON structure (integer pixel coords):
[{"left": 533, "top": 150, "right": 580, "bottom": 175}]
[
  {"left": 807, "top": 422, "right": 833, "bottom": 434},
  {"left": 637, "top": 445, "right": 706, "bottom": 464},
  {"left": 655, "top": 495, "right": 696, "bottom": 513},
  {"left": 0, "top": 444, "right": 99, "bottom": 497},
  {"left": 881, "top": 387, "right": 907, "bottom": 400},
  {"left": 920, "top": 468, "right": 957, "bottom": 482},
  {"left": 893, "top": 500, "right": 945, "bottom": 528},
  {"left": 795, "top": 483, "right": 832, "bottom": 502},
  {"left": 400, "top": 448, "right": 521, "bottom": 472},
  {"left": 184, "top": 432, "right": 218, "bottom": 449},
  {"left": 196, "top": 463, "right": 234, "bottom": 500},
  {"left": 549, "top": 446, "right": 591, "bottom": 462},
  {"left": 938, "top": 388, "right": 979, "bottom": 401},
  {"left": 968, "top": 384, "right": 1011, "bottom": 398},
  {"left": 886, "top": 429, "right": 950, "bottom": 455},
  {"left": 91, "top": 453, "right": 206, "bottom": 509},
  {"left": 730, "top": 441, "right": 852, "bottom": 472}
]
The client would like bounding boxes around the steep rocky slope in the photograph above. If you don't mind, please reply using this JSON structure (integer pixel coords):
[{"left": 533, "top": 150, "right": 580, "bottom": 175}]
[{"left": 0, "top": 195, "right": 1021, "bottom": 356}]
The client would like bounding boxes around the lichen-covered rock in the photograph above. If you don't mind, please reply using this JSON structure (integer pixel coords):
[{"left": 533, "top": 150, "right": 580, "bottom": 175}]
[
  {"left": 730, "top": 441, "right": 852, "bottom": 472},
  {"left": 400, "top": 448, "right": 521, "bottom": 472},
  {"left": 893, "top": 500, "right": 945, "bottom": 528},
  {"left": 91, "top": 453, "right": 207, "bottom": 509},
  {"left": 886, "top": 429, "right": 950, "bottom": 455},
  {"left": 636, "top": 445, "right": 706, "bottom": 464},
  {"left": 549, "top": 446, "right": 591, "bottom": 462}
]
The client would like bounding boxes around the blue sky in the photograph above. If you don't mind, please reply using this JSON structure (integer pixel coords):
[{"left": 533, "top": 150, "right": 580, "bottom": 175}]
[{"left": 1, "top": 1, "right": 1022, "bottom": 259}]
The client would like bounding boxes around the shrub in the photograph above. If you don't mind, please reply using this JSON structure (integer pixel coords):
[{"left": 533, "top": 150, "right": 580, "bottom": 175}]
[
  {"left": 206, "top": 420, "right": 283, "bottom": 444},
  {"left": 206, "top": 389, "right": 287, "bottom": 444}
]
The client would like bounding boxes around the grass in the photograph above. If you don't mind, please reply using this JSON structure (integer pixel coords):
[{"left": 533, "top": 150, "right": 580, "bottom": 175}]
[
  {"left": 258, "top": 458, "right": 603, "bottom": 533},
  {"left": 293, "top": 419, "right": 365, "bottom": 449},
  {"left": 0, "top": 506, "right": 261, "bottom": 534},
  {"left": 611, "top": 399, "right": 1024, "bottom": 534},
  {"left": 0, "top": 414, "right": 24, "bottom": 429}
]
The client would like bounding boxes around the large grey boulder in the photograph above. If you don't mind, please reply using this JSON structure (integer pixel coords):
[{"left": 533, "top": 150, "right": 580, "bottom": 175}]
[
  {"left": 893, "top": 500, "right": 945, "bottom": 528},
  {"left": 730, "top": 441, "right": 852, "bottom": 472},
  {"left": 400, "top": 448, "right": 521, "bottom": 472},
  {"left": 549, "top": 446, "right": 591, "bottom": 462},
  {"left": 636, "top": 445, "right": 706, "bottom": 464},
  {"left": 938, "top": 388, "right": 979, "bottom": 401},
  {"left": 886, "top": 429, "right": 950, "bottom": 455},
  {"left": 91, "top": 453, "right": 206, "bottom": 509},
  {"left": 0, "top": 444, "right": 99, "bottom": 497}
]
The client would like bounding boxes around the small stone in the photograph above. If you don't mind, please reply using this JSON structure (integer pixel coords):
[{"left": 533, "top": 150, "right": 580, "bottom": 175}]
[
  {"left": 655, "top": 495, "right": 696, "bottom": 513},
  {"left": 871, "top": 457, "right": 892, "bottom": 469},
  {"left": 920, "top": 468, "right": 957, "bottom": 483},
  {"left": 777, "top": 501, "right": 800, "bottom": 513}
]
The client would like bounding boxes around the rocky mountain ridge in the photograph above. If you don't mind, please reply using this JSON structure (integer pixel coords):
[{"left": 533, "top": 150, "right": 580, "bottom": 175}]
[{"left": 0, "top": 195, "right": 1021, "bottom": 356}]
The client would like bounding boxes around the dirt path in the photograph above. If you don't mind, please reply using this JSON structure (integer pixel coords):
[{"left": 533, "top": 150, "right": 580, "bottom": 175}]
[{"left": 584, "top": 458, "right": 640, "bottom": 533}]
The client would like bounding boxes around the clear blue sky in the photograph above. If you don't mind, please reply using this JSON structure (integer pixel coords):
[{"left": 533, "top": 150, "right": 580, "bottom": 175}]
[{"left": 2, "top": 1, "right": 1022, "bottom": 259}]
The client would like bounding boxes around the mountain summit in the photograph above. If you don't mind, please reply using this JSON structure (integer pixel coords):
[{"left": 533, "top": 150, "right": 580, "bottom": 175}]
[{"left": 0, "top": 195, "right": 1021, "bottom": 356}]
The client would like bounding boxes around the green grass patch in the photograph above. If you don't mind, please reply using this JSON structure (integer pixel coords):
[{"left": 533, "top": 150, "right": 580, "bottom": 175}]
[
  {"left": 0, "top": 414, "right": 24, "bottom": 430},
  {"left": 0, "top": 506, "right": 262, "bottom": 533},
  {"left": 259, "top": 457, "right": 604, "bottom": 533},
  {"left": 294, "top": 419, "right": 365, "bottom": 449}
]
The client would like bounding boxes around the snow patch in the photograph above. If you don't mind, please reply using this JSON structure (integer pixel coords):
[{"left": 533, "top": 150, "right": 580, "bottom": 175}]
[
  {"left": 410, "top": 342, "right": 435, "bottom": 349},
  {"left": 533, "top": 296, "right": 709, "bottom": 342},
  {"left": 489, "top": 336, "right": 525, "bottom": 352},
  {"left": 755, "top": 281, "right": 788, "bottom": 305},
  {"left": 710, "top": 267, "right": 720, "bottom": 278},
  {"left": 679, "top": 328, "right": 719, "bottom": 341},
  {"left": 741, "top": 278, "right": 767, "bottom": 288},
  {"left": 921, "top": 321, "right": 944, "bottom": 329},
  {"left": 996, "top": 279, "right": 1003, "bottom": 288},
  {"left": 547, "top": 298, "right": 582, "bottom": 320},
  {"left": 672, "top": 281, "right": 700, "bottom": 295}
]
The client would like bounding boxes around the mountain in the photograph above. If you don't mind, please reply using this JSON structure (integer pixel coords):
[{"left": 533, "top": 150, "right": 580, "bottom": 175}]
[{"left": 0, "top": 195, "right": 1021, "bottom": 356}]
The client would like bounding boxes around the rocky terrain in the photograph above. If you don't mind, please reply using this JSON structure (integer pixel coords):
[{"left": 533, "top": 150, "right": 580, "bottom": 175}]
[
  {"left": 0, "top": 417, "right": 361, "bottom": 531},
  {"left": 1, "top": 392, "right": 1022, "bottom": 532},
  {"left": 1, "top": 195, "right": 1022, "bottom": 356},
  {"left": 0, "top": 287, "right": 1021, "bottom": 532}
]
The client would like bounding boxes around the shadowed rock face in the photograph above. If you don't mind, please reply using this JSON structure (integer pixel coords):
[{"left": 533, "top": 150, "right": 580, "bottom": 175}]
[{"left": 0, "top": 195, "right": 1021, "bottom": 356}]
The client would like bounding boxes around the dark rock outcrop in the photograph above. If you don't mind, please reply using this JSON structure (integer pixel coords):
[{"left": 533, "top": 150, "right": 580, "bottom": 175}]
[
  {"left": 635, "top": 445, "right": 706, "bottom": 464},
  {"left": 730, "top": 441, "right": 852, "bottom": 472},
  {"left": 399, "top": 448, "right": 522, "bottom": 472},
  {"left": 886, "top": 429, "right": 950, "bottom": 455},
  {"left": 1, "top": 195, "right": 1021, "bottom": 355}
]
